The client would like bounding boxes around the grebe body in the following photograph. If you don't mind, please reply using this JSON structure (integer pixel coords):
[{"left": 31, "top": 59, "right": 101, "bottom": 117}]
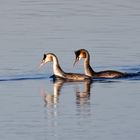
[
  {"left": 74, "top": 49, "right": 125, "bottom": 78},
  {"left": 40, "top": 53, "right": 91, "bottom": 81}
]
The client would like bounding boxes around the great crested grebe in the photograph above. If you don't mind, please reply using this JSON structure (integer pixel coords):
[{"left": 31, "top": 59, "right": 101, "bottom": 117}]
[
  {"left": 40, "top": 53, "right": 91, "bottom": 81},
  {"left": 74, "top": 49, "right": 125, "bottom": 78}
]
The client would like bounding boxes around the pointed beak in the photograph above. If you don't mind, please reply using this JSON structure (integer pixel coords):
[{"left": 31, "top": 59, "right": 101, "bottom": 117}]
[
  {"left": 39, "top": 60, "right": 45, "bottom": 68},
  {"left": 73, "top": 58, "right": 79, "bottom": 67}
]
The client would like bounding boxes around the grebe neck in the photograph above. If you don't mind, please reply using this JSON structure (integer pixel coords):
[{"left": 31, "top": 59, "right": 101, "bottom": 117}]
[
  {"left": 84, "top": 53, "right": 95, "bottom": 77},
  {"left": 52, "top": 56, "right": 65, "bottom": 77}
]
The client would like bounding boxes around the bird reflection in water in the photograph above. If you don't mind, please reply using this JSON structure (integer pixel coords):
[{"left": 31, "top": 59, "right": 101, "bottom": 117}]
[
  {"left": 76, "top": 80, "right": 92, "bottom": 105},
  {"left": 41, "top": 79, "right": 93, "bottom": 120},
  {"left": 41, "top": 79, "right": 93, "bottom": 108},
  {"left": 75, "top": 80, "right": 92, "bottom": 116},
  {"left": 41, "top": 80, "right": 64, "bottom": 107}
]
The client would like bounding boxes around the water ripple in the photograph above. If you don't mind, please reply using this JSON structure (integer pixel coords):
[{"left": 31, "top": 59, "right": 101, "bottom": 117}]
[
  {"left": 0, "top": 71, "right": 140, "bottom": 82},
  {"left": 0, "top": 73, "right": 48, "bottom": 81}
]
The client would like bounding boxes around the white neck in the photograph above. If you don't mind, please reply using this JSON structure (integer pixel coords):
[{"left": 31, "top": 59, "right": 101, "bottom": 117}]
[
  {"left": 83, "top": 55, "right": 95, "bottom": 77},
  {"left": 52, "top": 56, "right": 64, "bottom": 77}
]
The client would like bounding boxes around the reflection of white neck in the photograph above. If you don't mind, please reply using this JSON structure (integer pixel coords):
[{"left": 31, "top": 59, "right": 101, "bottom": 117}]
[
  {"left": 52, "top": 55, "right": 64, "bottom": 77},
  {"left": 53, "top": 81, "right": 63, "bottom": 104},
  {"left": 53, "top": 83, "right": 58, "bottom": 98},
  {"left": 53, "top": 86, "right": 58, "bottom": 104}
]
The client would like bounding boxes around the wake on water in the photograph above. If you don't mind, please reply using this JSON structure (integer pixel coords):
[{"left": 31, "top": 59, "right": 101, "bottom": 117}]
[
  {"left": 0, "top": 71, "right": 140, "bottom": 82},
  {"left": 0, "top": 73, "right": 49, "bottom": 81},
  {"left": 0, "top": 65, "right": 139, "bottom": 82}
]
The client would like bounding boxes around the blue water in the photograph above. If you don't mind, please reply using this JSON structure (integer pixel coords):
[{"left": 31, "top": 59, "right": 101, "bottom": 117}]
[{"left": 0, "top": 0, "right": 140, "bottom": 140}]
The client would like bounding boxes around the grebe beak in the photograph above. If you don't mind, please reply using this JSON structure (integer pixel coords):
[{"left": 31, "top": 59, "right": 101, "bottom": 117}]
[
  {"left": 39, "top": 60, "right": 45, "bottom": 68},
  {"left": 73, "top": 58, "right": 79, "bottom": 67},
  {"left": 73, "top": 50, "right": 81, "bottom": 67}
]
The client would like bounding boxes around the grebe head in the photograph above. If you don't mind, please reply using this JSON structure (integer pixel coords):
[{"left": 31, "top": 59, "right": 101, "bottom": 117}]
[
  {"left": 40, "top": 53, "right": 56, "bottom": 67},
  {"left": 73, "top": 49, "right": 88, "bottom": 66}
]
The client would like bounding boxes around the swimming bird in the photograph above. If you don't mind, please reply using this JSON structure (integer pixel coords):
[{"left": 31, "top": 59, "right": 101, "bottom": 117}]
[
  {"left": 74, "top": 49, "right": 125, "bottom": 78},
  {"left": 40, "top": 53, "right": 91, "bottom": 81}
]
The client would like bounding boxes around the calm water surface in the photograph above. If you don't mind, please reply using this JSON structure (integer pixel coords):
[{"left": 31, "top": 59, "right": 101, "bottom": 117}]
[{"left": 0, "top": 0, "right": 140, "bottom": 140}]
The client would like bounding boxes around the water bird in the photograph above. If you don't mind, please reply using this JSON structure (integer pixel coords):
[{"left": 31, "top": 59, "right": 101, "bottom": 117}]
[
  {"left": 74, "top": 49, "right": 126, "bottom": 78},
  {"left": 40, "top": 53, "right": 92, "bottom": 81}
]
